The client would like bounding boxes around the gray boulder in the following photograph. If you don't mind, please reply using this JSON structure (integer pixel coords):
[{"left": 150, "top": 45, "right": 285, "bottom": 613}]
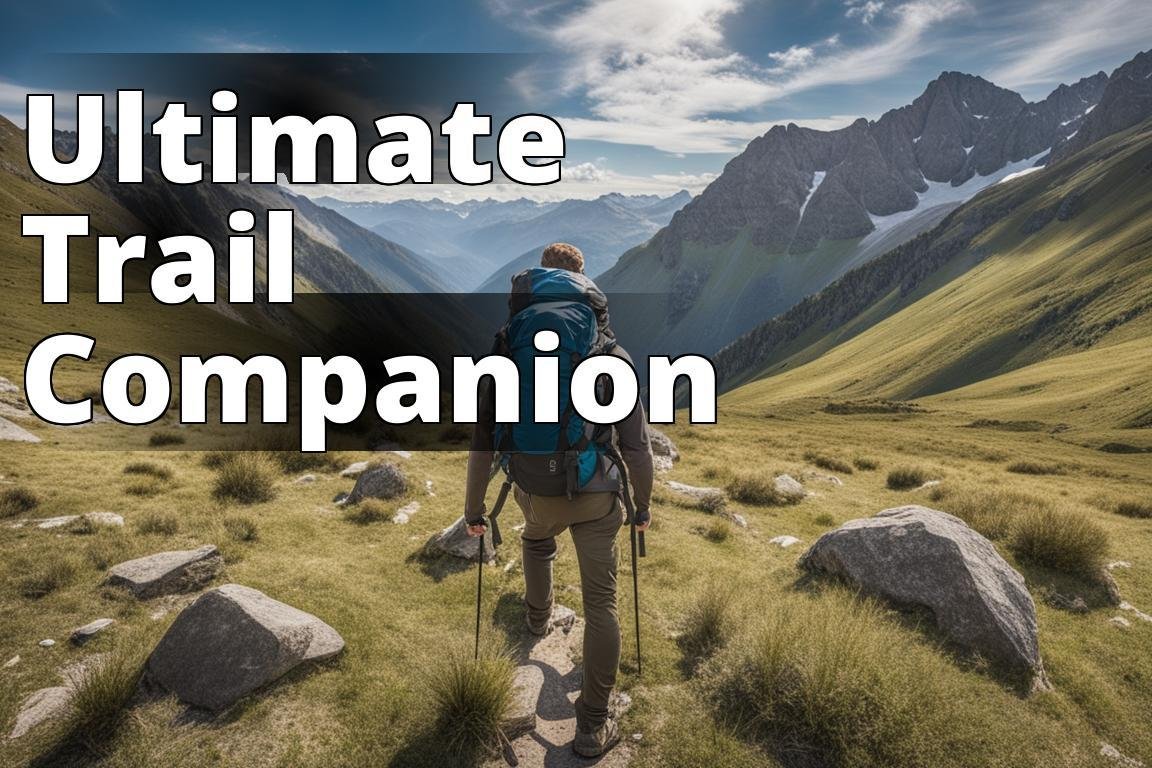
[
  {"left": 800, "top": 505, "right": 1044, "bottom": 680},
  {"left": 147, "top": 584, "right": 344, "bottom": 711},
  {"left": 106, "top": 545, "right": 222, "bottom": 599},
  {"left": 346, "top": 463, "right": 407, "bottom": 504},
  {"left": 649, "top": 428, "right": 679, "bottom": 461},
  {"left": 773, "top": 474, "right": 806, "bottom": 501},
  {"left": 425, "top": 516, "right": 494, "bottom": 563},
  {"left": 8, "top": 687, "right": 72, "bottom": 739}
]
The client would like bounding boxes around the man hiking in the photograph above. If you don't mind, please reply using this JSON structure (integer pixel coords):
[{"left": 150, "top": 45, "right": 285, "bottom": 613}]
[{"left": 463, "top": 242, "right": 654, "bottom": 758}]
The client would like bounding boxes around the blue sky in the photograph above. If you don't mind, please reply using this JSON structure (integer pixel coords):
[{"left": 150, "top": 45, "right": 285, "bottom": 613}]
[{"left": 2, "top": 0, "right": 1150, "bottom": 200}]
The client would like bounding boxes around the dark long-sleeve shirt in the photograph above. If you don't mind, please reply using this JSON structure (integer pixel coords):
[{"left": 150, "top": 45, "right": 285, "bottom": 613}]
[{"left": 464, "top": 345, "right": 654, "bottom": 522}]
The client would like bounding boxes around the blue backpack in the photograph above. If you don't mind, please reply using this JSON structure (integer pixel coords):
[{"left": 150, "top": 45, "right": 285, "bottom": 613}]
[{"left": 493, "top": 267, "right": 617, "bottom": 498}]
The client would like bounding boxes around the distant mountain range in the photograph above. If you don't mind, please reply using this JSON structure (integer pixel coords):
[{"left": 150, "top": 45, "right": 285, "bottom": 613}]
[
  {"left": 315, "top": 191, "right": 692, "bottom": 291},
  {"left": 601, "top": 49, "right": 1152, "bottom": 361}
]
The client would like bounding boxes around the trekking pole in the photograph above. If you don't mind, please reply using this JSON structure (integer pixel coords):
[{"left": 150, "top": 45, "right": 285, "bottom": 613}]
[
  {"left": 474, "top": 476, "right": 512, "bottom": 660},
  {"left": 608, "top": 451, "right": 645, "bottom": 675}
]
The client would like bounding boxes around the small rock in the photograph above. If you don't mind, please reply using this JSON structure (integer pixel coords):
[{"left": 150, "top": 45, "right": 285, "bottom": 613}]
[
  {"left": 917, "top": 480, "right": 942, "bottom": 491},
  {"left": 0, "top": 415, "right": 39, "bottom": 443},
  {"left": 0, "top": 376, "right": 18, "bottom": 395},
  {"left": 391, "top": 450, "right": 412, "bottom": 460},
  {"left": 33, "top": 512, "right": 124, "bottom": 529},
  {"left": 1070, "top": 597, "right": 1090, "bottom": 614},
  {"left": 425, "top": 479, "right": 435, "bottom": 496},
  {"left": 294, "top": 474, "right": 317, "bottom": 484},
  {"left": 503, "top": 559, "right": 519, "bottom": 573},
  {"left": 425, "top": 516, "right": 494, "bottom": 563},
  {"left": 38, "top": 639, "right": 55, "bottom": 648},
  {"left": 332, "top": 492, "right": 349, "bottom": 504},
  {"left": 8, "top": 687, "right": 72, "bottom": 739},
  {"left": 1119, "top": 601, "right": 1152, "bottom": 623},
  {"left": 653, "top": 454, "right": 674, "bottom": 473},
  {"left": 4, "top": 655, "right": 20, "bottom": 668},
  {"left": 147, "top": 583, "right": 345, "bottom": 711},
  {"left": 773, "top": 474, "right": 806, "bottom": 500},
  {"left": 666, "top": 480, "right": 724, "bottom": 501},
  {"left": 632, "top": 733, "right": 644, "bottom": 742},
  {"left": 1109, "top": 616, "right": 1132, "bottom": 629},
  {"left": 769, "top": 535, "right": 801, "bottom": 548},
  {"left": 70, "top": 618, "right": 115, "bottom": 645},
  {"left": 649, "top": 428, "right": 679, "bottom": 461},
  {"left": 346, "top": 464, "right": 407, "bottom": 504},
  {"left": 339, "top": 461, "right": 370, "bottom": 478},
  {"left": 1100, "top": 742, "right": 1145, "bottom": 768},
  {"left": 548, "top": 605, "right": 578, "bottom": 634},
  {"left": 1107, "top": 561, "right": 1132, "bottom": 570},
  {"left": 391, "top": 501, "right": 420, "bottom": 525},
  {"left": 725, "top": 512, "right": 748, "bottom": 528},
  {"left": 106, "top": 545, "right": 223, "bottom": 599}
]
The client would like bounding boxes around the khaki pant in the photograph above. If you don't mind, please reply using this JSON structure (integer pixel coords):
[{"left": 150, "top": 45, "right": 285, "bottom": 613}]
[{"left": 515, "top": 485, "right": 623, "bottom": 730}]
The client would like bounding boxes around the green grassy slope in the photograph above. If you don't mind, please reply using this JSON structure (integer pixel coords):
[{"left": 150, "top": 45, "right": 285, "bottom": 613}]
[{"left": 721, "top": 120, "right": 1152, "bottom": 444}]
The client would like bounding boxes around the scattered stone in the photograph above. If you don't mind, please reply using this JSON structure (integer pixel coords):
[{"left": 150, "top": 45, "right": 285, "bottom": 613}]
[
  {"left": 653, "top": 454, "right": 674, "bottom": 473},
  {"left": 3, "top": 656, "right": 19, "bottom": 669},
  {"left": 917, "top": 480, "right": 942, "bottom": 491},
  {"left": 346, "top": 464, "right": 407, "bottom": 504},
  {"left": 774, "top": 474, "right": 806, "bottom": 501},
  {"left": 504, "top": 559, "right": 519, "bottom": 573},
  {"left": 547, "top": 605, "right": 578, "bottom": 634},
  {"left": 1120, "top": 601, "right": 1152, "bottom": 623},
  {"left": 38, "top": 639, "right": 55, "bottom": 648},
  {"left": 666, "top": 480, "right": 725, "bottom": 502},
  {"left": 392, "top": 501, "right": 420, "bottom": 525},
  {"left": 332, "top": 492, "right": 349, "bottom": 504},
  {"left": 293, "top": 474, "right": 317, "bottom": 484},
  {"left": 1100, "top": 742, "right": 1145, "bottom": 768},
  {"left": 0, "top": 376, "right": 18, "bottom": 395},
  {"left": 725, "top": 512, "right": 748, "bottom": 528},
  {"left": 769, "top": 535, "right": 801, "bottom": 548},
  {"left": 1108, "top": 561, "right": 1133, "bottom": 570},
  {"left": 106, "top": 545, "right": 223, "bottom": 599},
  {"left": 1110, "top": 616, "right": 1132, "bottom": 629},
  {"left": 425, "top": 479, "right": 435, "bottom": 496},
  {"left": 34, "top": 512, "right": 124, "bottom": 530},
  {"left": 802, "top": 471, "right": 843, "bottom": 487},
  {"left": 425, "top": 516, "right": 494, "bottom": 563},
  {"left": 1045, "top": 591, "right": 1090, "bottom": 614},
  {"left": 8, "top": 687, "right": 72, "bottom": 739},
  {"left": 0, "top": 415, "right": 39, "bottom": 443},
  {"left": 504, "top": 664, "right": 542, "bottom": 738},
  {"left": 147, "top": 583, "right": 345, "bottom": 711},
  {"left": 649, "top": 428, "right": 679, "bottom": 461},
  {"left": 801, "top": 505, "right": 1046, "bottom": 681},
  {"left": 632, "top": 733, "right": 644, "bottom": 742},
  {"left": 390, "top": 450, "right": 412, "bottom": 460},
  {"left": 339, "top": 461, "right": 370, "bottom": 478},
  {"left": 70, "top": 618, "right": 115, "bottom": 645}
]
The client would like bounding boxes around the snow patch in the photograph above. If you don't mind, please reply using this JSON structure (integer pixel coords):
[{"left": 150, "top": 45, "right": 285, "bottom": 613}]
[
  {"left": 1085, "top": 104, "right": 1096, "bottom": 115},
  {"left": 997, "top": 166, "right": 1043, "bottom": 185},
  {"left": 863, "top": 149, "right": 1049, "bottom": 245},
  {"left": 799, "top": 171, "right": 826, "bottom": 218}
]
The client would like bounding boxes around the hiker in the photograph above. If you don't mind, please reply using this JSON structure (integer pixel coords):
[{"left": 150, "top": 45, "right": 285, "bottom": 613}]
[{"left": 464, "top": 242, "right": 654, "bottom": 758}]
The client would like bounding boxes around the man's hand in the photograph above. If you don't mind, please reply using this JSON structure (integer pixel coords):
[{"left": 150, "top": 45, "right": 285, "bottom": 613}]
[
  {"left": 466, "top": 521, "right": 487, "bottom": 538},
  {"left": 635, "top": 506, "right": 652, "bottom": 532}
]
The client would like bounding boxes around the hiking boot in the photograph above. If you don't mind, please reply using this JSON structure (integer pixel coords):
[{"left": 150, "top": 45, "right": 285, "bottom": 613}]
[{"left": 573, "top": 716, "right": 620, "bottom": 758}]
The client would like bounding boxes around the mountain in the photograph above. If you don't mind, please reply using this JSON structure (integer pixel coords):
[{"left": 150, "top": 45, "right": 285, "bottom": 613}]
[
  {"left": 472, "top": 190, "right": 692, "bottom": 293},
  {"left": 714, "top": 115, "right": 1152, "bottom": 446},
  {"left": 312, "top": 191, "right": 691, "bottom": 291},
  {"left": 600, "top": 61, "right": 1121, "bottom": 359}
]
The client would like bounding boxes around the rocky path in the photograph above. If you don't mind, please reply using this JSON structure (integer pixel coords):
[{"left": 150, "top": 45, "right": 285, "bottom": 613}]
[{"left": 492, "top": 613, "right": 633, "bottom": 768}]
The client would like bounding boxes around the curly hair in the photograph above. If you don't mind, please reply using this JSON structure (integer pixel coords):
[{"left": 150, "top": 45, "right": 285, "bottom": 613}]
[{"left": 541, "top": 242, "right": 585, "bottom": 273}]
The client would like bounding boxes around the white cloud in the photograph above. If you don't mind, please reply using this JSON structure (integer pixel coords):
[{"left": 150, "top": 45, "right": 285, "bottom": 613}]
[
  {"left": 563, "top": 161, "right": 608, "bottom": 182},
  {"left": 845, "top": 1, "right": 886, "bottom": 24},
  {"left": 987, "top": 0, "right": 1152, "bottom": 89},
  {"left": 493, "top": 0, "right": 966, "bottom": 154}
]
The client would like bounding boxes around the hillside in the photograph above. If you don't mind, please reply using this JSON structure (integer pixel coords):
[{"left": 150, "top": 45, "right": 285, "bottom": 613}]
[
  {"left": 716, "top": 117, "right": 1152, "bottom": 440},
  {"left": 598, "top": 54, "right": 1152, "bottom": 359}
]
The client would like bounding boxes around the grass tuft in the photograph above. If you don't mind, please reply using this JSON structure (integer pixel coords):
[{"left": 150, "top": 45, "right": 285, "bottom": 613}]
[
  {"left": 703, "top": 517, "right": 732, "bottom": 543},
  {"left": 212, "top": 453, "right": 277, "bottom": 504},
  {"left": 427, "top": 648, "right": 515, "bottom": 760},
  {"left": 135, "top": 512, "right": 179, "bottom": 536},
  {"left": 1114, "top": 499, "right": 1152, "bottom": 519},
  {"left": 929, "top": 485, "right": 1053, "bottom": 541},
  {"left": 852, "top": 456, "right": 879, "bottom": 471},
  {"left": 123, "top": 478, "right": 164, "bottom": 497},
  {"left": 804, "top": 451, "right": 854, "bottom": 474},
  {"left": 726, "top": 473, "right": 801, "bottom": 506},
  {"left": 147, "top": 431, "right": 185, "bottom": 447},
  {"left": 343, "top": 499, "right": 392, "bottom": 525},
  {"left": 886, "top": 466, "right": 930, "bottom": 490},
  {"left": 1010, "top": 507, "right": 1109, "bottom": 575},
  {"left": 122, "top": 461, "right": 173, "bottom": 480},
  {"left": 223, "top": 516, "right": 259, "bottom": 542},
  {"left": 681, "top": 583, "right": 736, "bottom": 659},
  {"left": 57, "top": 635, "right": 150, "bottom": 754},
  {"left": 1006, "top": 461, "right": 1066, "bottom": 476},
  {"left": 0, "top": 485, "right": 41, "bottom": 518},
  {"left": 18, "top": 556, "right": 76, "bottom": 599}
]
